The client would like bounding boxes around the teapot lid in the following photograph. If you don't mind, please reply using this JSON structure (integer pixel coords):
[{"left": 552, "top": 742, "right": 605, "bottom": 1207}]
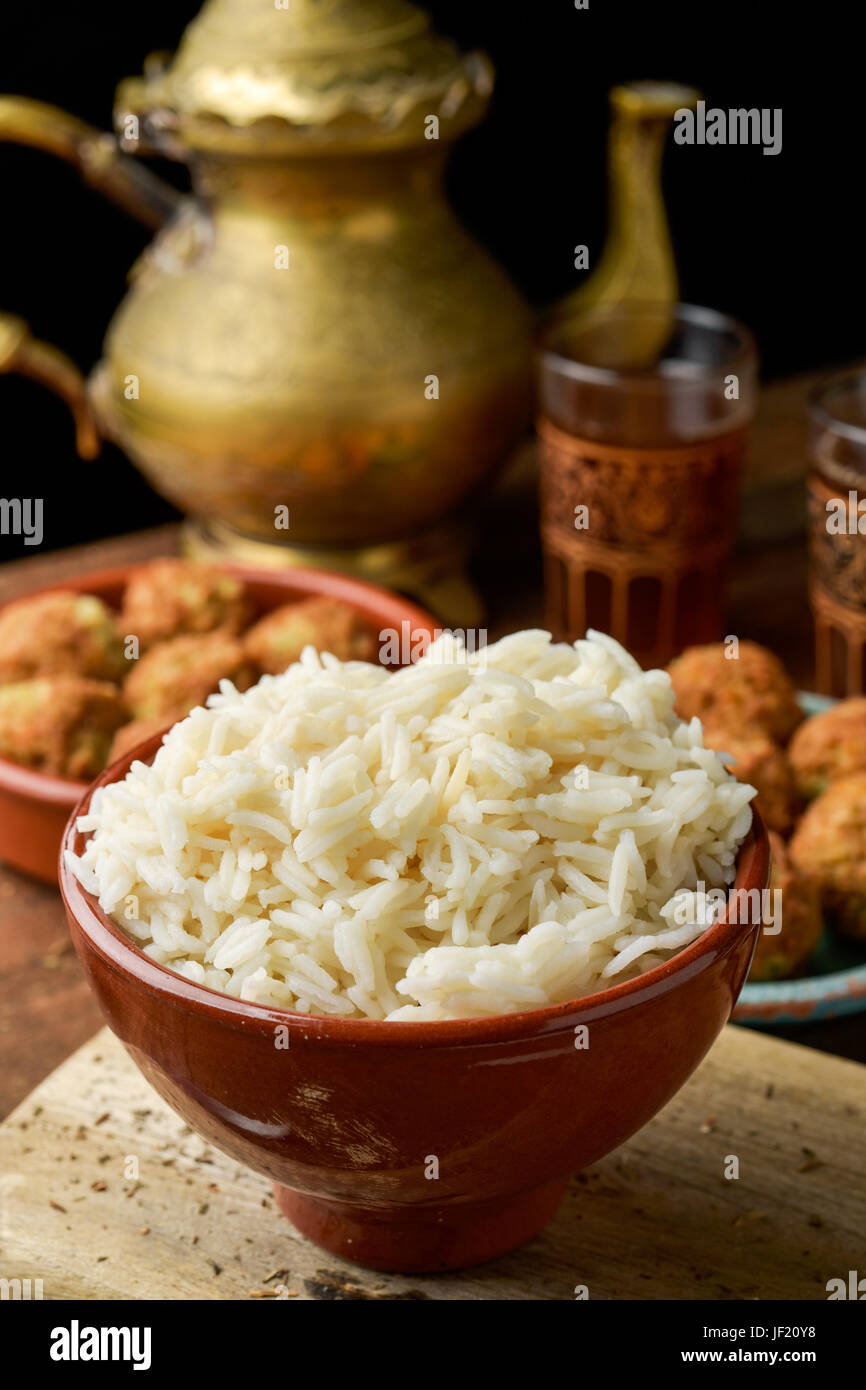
[{"left": 117, "top": 0, "right": 492, "bottom": 155}]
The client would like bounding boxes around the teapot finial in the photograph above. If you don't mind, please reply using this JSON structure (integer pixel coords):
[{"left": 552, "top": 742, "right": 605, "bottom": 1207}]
[{"left": 117, "top": 0, "right": 492, "bottom": 155}]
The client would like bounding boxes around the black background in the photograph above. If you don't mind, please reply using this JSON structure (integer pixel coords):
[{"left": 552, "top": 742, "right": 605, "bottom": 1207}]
[{"left": 1, "top": 0, "right": 863, "bottom": 557}]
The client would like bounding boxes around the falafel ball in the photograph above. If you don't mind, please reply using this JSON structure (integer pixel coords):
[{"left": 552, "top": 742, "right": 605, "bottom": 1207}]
[
  {"left": 124, "top": 630, "right": 257, "bottom": 722},
  {"left": 788, "top": 697, "right": 866, "bottom": 800},
  {"left": 120, "top": 559, "right": 253, "bottom": 650},
  {"left": 0, "top": 676, "right": 126, "bottom": 780},
  {"left": 702, "top": 721, "right": 798, "bottom": 834},
  {"left": 748, "top": 830, "right": 822, "bottom": 981},
  {"left": 667, "top": 640, "right": 802, "bottom": 743},
  {"left": 789, "top": 772, "right": 866, "bottom": 941},
  {"left": 0, "top": 590, "right": 126, "bottom": 685},
  {"left": 244, "top": 597, "right": 376, "bottom": 675}
]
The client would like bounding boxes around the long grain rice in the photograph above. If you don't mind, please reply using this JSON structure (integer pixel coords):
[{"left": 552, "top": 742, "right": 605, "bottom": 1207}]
[{"left": 67, "top": 630, "right": 756, "bottom": 1020}]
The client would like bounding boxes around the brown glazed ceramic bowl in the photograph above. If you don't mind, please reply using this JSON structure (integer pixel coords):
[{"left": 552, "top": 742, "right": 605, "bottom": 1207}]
[
  {"left": 0, "top": 563, "right": 438, "bottom": 883},
  {"left": 60, "top": 750, "right": 769, "bottom": 1274}
]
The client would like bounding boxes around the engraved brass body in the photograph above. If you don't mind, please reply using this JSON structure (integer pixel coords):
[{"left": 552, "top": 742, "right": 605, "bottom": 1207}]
[{"left": 0, "top": 0, "right": 532, "bottom": 583}]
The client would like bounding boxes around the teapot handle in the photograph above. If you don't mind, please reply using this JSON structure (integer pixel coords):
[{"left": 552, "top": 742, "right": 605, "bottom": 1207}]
[
  {"left": 0, "top": 96, "right": 180, "bottom": 229},
  {"left": 0, "top": 97, "right": 181, "bottom": 457},
  {"left": 0, "top": 314, "right": 99, "bottom": 458}
]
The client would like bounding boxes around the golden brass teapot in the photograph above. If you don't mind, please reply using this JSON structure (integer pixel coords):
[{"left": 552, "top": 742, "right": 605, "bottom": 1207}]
[{"left": 0, "top": 0, "right": 532, "bottom": 606}]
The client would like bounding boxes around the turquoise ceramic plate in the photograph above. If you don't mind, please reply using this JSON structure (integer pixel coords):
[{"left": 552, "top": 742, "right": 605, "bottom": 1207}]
[{"left": 733, "top": 692, "right": 866, "bottom": 1027}]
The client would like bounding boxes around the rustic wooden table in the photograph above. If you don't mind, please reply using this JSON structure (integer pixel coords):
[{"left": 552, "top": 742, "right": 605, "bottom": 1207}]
[
  {"left": 3, "top": 1024, "right": 861, "bottom": 1300},
  {"left": 0, "top": 363, "right": 864, "bottom": 1124}
]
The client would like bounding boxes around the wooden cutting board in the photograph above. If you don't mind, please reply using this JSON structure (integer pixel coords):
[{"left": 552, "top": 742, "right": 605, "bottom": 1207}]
[{"left": 0, "top": 1024, "right": 861, "bottom": 1301}]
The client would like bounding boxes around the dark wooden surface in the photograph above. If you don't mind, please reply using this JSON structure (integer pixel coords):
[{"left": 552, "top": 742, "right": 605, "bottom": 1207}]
[{"left": 0, "top": 366, "right": 864, "bottom": 1121}]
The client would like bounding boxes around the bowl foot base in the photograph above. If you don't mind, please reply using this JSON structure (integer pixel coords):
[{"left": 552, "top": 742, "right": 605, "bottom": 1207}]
[{"left": 273, "top": 1177, "right": 569, "bottom": 1274}]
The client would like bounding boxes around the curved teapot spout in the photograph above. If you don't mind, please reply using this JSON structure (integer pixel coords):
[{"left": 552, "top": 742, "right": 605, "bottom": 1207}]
[
  {"left": 550, "top": 82, "right": 699, "bottom": 369},
  {"left": 0, "top": 96, "right": 181, "bottom": 229},
  {"left": 0, "top": 314, "right": 99, "bottom": 459}
]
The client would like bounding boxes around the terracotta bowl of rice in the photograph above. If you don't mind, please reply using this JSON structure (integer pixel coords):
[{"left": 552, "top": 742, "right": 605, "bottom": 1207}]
[{"left": 60, "top": 630, "right": 770, "bottom": 1272}]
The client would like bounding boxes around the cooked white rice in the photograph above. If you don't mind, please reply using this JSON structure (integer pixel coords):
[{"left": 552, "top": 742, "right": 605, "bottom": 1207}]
[{"left": 66, "top": 630, "right": 756, "bottom": 1021}]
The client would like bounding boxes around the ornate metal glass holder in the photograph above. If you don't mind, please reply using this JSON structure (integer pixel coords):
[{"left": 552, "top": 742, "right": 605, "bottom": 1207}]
[
  {"left": 808, "top": 371, "right": 866, "bottom": 695},
  {"left": 537, "top": 304, "right": 757, "bottom": 669}
]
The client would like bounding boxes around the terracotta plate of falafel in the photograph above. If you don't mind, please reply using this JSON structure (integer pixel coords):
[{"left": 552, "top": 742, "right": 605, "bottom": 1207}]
[
  {"left": 0, "top": 559, "right": 437, "bottom": 883},
  {"left": 668, "top": 643, "right": 866, "bottom": 1024}
]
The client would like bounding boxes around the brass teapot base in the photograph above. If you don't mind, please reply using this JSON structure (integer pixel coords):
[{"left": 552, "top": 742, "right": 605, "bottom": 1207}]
[{"left": 182, "top": 517, "right": 483, "bottom": 631}]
